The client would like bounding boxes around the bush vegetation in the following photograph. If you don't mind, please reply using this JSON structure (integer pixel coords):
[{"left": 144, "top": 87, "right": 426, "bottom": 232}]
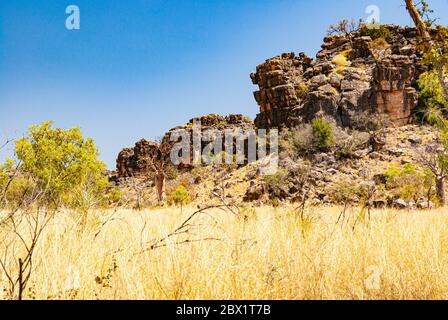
[
  {"left": 168, "top": 185, "right": 192, "bottom": 207},
  {"left": 384, "top": 163, "right": 434, "bottom": 202},
  {"left": 358, "top": 24, "right": 392, "bottom": 41},
  {"left": 311, "top": 118, "right": 335, "bottom": 151},
  {"left": 0, "top": 121, "right": 110, "bottom": 210}
]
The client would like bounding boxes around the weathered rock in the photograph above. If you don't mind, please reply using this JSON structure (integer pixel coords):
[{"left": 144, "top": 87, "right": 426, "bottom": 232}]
[
  {"left": 116, "top": 140, "right": 160, "bottom": 178},
  {"left": 115, "top": 114, "right": 255, "bottom": 178},
  {"left": 409, "top": 135, "right": 422, "bottom": 145},
  {"left": 392, "top": 198, "right": 409, "bottom": 209},
  {"left": 252, "top": 25, "right": 441, "bottom": 129},
  {"left": 370, "top": 133, "right": 387, "bottom": 152},
  {"left": 417, "top": 200, "right": 435, "bottom": 210},
  {"left": 372, "top": 199, "right": 388, "bottom": 208}
]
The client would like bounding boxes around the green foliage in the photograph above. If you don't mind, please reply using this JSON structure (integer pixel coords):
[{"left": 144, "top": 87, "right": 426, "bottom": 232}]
[
  {"left": 279, "top": 126, "right": 314, "bottom": 158},
  {"left": 384, "top": 163, "right": 417, "bottom": 183},
  {"left": 328, "top": 179, "right": 366, "bottom": 204},
  {"left": 168, "top": 185, "right": 191, "bottom": 207},
  {"left": 358, "top": 24, "right": 392, "bottom": 41},
  {"left": 280, "top": 119, "right": 354, "bottom": 158},
  {"left": 311, "top": 118, "right": 335, "bottom": 150},
  {"left": 418, "top": 70, "right": 448, "bottom": 117},
  {"left": 384, "top": 164, "right": 432, "bottom": 201},
  {"left": 11, "top": 121, "right": 107, "bottom": 208},
  {"left": 106, "top": 187, "right": 123, "bottom": 205}
]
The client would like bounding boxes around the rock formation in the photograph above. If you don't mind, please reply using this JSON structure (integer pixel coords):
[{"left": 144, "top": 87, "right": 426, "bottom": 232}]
[
  {"left": 116, "top": 139, "right": 161, "bottom": 177},
  {"left": 115, "top": 114, "right": 254, "bottom": 178},
  {"left": 251, "top": 25, "right": 432, "bottom": 129}
]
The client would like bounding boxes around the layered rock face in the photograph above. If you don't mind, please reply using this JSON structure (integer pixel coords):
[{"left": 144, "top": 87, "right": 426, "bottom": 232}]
[
  {"left": 116, "top": 114, "right": 254, "bottom": 178},
  {"left": 251, "top": 25, "right": 425, "bottom": 129},
  {"left": 116, "top": 139, "right": 161, "bottom": 177}
]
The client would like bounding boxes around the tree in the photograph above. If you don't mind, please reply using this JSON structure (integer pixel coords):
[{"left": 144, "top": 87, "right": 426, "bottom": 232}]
[
  {"left": 169, "top": 185, "right": 191, "bottom": 209},
  {"left": 148, "top": 139, "right": 171, "bottom": 206},
  {"left": 405, "top": 1, "right": 448, "bottom": 205},
  {"left": 11, "top": 121, "right": 107, "bottom": 208},
  {"left": 405, "top": 0, "right": 448, "bottom": 95},
  {"left": 405, "top": 0, "right": 433, "bottom": 49},
  {"left": 327, "top": 19, "right": 363, "bottom": 38},
  {"left": 327, "top": 19, "right": 363, "bottom": 46}
]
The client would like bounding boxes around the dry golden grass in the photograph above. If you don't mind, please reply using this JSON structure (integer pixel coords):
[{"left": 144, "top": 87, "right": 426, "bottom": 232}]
[{"left": 2, "top": 206, "right": 448, "bottom": 300}]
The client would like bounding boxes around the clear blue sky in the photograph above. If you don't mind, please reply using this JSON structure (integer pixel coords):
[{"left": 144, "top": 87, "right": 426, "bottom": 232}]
[{"left": 1, "top": 0, "right": 447, "bottom": 168}]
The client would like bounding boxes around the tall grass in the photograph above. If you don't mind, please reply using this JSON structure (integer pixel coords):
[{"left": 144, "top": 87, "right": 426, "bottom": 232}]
[{"left": 2, "top": 206, "right": 448, "bottom": 300}]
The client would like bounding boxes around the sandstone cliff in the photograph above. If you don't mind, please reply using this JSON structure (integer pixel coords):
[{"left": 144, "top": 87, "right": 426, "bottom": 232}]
[{"left": 251, "top": 25, "right": 434, "bottom": 129}]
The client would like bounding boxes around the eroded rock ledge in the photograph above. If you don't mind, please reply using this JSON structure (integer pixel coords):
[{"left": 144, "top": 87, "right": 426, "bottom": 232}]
[{"left": 250, "top": 25, "right": 435, "bottom": 129}]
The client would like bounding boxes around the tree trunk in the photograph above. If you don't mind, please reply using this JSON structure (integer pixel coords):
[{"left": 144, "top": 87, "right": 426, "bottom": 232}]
[
  {"left": 404, "top": 0, "right": 433, "bottom": 50},
  {"left": 436, "top": 176, "right": 446, "bottom": 206},
  {"left": 155, "top": 171, "right": 166, "bottom": 205},
  {"left": 404, "top": 1, "right": 448, "bottom": 97},
  {"left": 18, "top": 258, "right": 23, "bottom": 300}
]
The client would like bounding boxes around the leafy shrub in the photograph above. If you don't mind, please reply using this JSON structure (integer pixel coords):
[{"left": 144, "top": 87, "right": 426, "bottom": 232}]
[
  {"left": 311, "top": 118, "right": 335, "bottom": 150},
  {"left": 279, "top": 126, "right": 314, "bottom": 158},
  {"left": 328, "top": 179, "right": 367, "bottom": 204},
  {"left": 3, "top": 121, "right": 107, "bottom": 209},
  {"left": 279, "top": 118, "right": 338, "bottom": 157},
  {"left": 351, "top": 111, "right": 391, "bottom": 131},
  {"left": 358, "top": 24, "right": 392, "bottom": 41},
  {"left": 168, "top": 185, "right": 191, "bottom": 207},
  {"left": 417, "top": 69, "right": 448, "bottom": 122},
  {"left": 384, "top": 164, "right": 433, "bottom": 201},
  {"left": 106, "top": 188, "right": 123, "bottom": 205},
  {"left": 334, "top": 129, "right": 370, "bottom": 159}
]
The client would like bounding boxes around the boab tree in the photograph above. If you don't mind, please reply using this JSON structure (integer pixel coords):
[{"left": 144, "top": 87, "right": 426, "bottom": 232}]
[{"left": 149, "top": 138, "right": 171, "bottom": 205}]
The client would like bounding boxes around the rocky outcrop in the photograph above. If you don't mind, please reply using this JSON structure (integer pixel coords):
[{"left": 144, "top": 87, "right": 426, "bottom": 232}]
[
  {"left": 116, "top": 139, "right": 161, "bottom": 177},
  {"left": 116, "top": 114, "right": 254, "bottom": 178},
  {"left": 251, "top": 25, "right": 433, "bottom": 129}
]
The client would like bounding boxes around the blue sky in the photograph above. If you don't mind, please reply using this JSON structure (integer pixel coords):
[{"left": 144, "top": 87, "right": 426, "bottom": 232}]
[{"left": 1, "top": 0, "right": 447, "bottom": 168}]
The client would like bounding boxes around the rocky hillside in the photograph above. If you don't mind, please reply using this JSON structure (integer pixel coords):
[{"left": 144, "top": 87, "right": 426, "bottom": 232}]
[{"left": 111, "top": 24, "right": 446, "bottom": 209}]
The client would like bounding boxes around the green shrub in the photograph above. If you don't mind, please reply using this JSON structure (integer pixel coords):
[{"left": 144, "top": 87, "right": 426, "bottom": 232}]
[
  {"left": 106, "top": 187, "right": 123, "bottom": 205},
  {"left": 358, "top": 24, "right": 392, "bottom": 41},
  {"left": 384, "top": 164, "right": 433, "bottom": 201},
  {"left": 328, "top": 179, "right": 365, "bottom": 204},
  {"left": 311, "top": 118, "right": 335, "bottom": 150},
  {"left": 279, "top": 126, "right": 314, "bottom": 158},
  {"left": 168, "top": 185, "right": 191, "bottom": 207},
  {"left": 2, "top": 121, "right": 107, "bottom": 209}
]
